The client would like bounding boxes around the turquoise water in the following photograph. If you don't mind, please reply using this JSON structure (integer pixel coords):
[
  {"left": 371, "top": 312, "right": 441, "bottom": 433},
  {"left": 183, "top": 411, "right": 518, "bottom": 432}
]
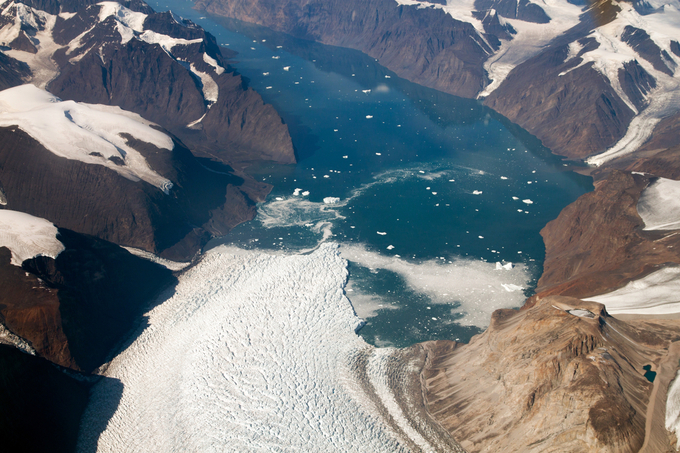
[{"left": 155, "top": 1, "right": 592, "bottom": 346}]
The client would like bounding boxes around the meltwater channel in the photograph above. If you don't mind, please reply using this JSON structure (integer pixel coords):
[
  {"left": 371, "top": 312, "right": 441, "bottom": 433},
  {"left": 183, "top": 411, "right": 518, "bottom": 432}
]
[{"left": 154, "top": 0, "right": 591, "bottom": 346}]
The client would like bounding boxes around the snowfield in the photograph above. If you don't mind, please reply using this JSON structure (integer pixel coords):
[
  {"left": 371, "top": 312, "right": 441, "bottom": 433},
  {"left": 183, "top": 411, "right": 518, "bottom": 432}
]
[
  {"left": 0, "top": 84, "right": 174, "bottom": 193},
  {"left": 79, "top": 244, "right": 449, "bottom": 452},
  {"left": 0, "top": 210, "right": 64, "bottom": 266},
  {"left": 637, "top": 177, "right": 680, "bottom": 231}
]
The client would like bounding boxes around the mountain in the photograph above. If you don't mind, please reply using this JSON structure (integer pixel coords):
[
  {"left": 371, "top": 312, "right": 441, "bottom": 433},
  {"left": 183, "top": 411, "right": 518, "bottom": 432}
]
[
  {"left": 193, "top": 0, "right": 680, "bottom": 160},
  {"left": 0, "top": 209, "right": 177, "bottom": 372}
]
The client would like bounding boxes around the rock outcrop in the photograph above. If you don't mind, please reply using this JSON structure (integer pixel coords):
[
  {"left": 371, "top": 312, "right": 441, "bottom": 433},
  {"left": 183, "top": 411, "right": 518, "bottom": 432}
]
[{"left": 421, "top": 295, "right": 680, "bottom": 452}]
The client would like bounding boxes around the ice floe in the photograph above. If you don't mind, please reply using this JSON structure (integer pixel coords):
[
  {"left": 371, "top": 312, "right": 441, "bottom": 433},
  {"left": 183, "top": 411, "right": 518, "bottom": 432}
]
[
  {"left": 340, "top": 244, "right": 529, "bottom": 327},
  {"left": 79, "top": 244, "right": 447, "bottom": 452},
  {"left": 0, "top": 84, "right": 174, "bottom": 193},
  {"left": 0, "top": 210, "right": 64, "bottom": 266}
]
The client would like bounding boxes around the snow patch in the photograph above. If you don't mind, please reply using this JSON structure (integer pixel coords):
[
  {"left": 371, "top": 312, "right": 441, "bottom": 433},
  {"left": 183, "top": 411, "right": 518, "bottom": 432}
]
[
  {"left": 667, "top": 369, "right": 680, "bottom": 450},
  {"left": 637, "top": 177, "right": 680, "bottom": 230},
  {"left": 0, "top": 85, "right": 174, "bottom": 193},
  {"left": 585, "top": 266, "right": 680, "bottom": 315},
  {"left": 202, "top": 52, "right": 224, "bottom": 75},
  {"left": 0, "top": 210, "right": 64, "bottom": 266},
  {"left": 98, "top": 2, "right": 146, "bottom": 32},
  {"left": 139, "top": 30, "right": 202, "bottom": 52},
  {"left": 189, "top": 64, "right": 218, "bottom": 104}
]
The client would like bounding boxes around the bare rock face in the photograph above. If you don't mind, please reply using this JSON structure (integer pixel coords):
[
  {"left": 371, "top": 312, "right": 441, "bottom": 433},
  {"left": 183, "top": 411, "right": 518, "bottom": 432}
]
[
  {"left": 421, "top": 295, "right": 679, "bottom": 452},
  {"left": 534, "top": 170, "right": 680, "bottom": 299},
  {"left": 194, "top": 0, "right": 495, "bottom": 98}
]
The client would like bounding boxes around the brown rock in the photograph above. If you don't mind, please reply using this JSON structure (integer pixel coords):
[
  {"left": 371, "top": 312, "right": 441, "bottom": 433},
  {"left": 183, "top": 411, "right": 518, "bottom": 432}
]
[
  {"left": 421, "top": 295, "right": 680, "bottom": 452},
  {"left": 534, "top": 170, "right": 680, "bottom": 300}
]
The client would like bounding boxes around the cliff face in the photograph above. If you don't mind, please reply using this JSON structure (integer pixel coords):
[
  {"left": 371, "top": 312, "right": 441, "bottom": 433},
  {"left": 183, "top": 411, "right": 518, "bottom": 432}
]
[
  {"left": 534, "top": 170, "right": 680, "bottom": 300},
  {"left": 194, "top": 0, "right": 495, "bottom": 98},
  {"left": 0, "top": 226, "right": 176, "bottom": 372},
  {"left": 421, "top": 295, "right": 679, "bottom": 452}
]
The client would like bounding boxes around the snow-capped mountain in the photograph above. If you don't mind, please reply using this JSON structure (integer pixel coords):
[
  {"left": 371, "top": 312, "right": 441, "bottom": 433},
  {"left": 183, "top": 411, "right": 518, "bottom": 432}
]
[
  {"left": 0, "top": 0, "right": 294, "bottom": 164},
  {"left": 195, "top": 0, "right": 680, "bottom": 161}
]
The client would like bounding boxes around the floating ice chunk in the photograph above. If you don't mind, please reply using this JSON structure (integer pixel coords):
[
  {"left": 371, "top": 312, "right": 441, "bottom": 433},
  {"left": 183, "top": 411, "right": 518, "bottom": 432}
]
[
  {"left": 478, "top": 236, "right": 484, "bottom": 239},
  {"left": 275, "top": 197, "right": 284, "bottom": 201},
  {"left": 342, "top": 155, "right": 348, "bottom": 158},
  {"left": 366, "top": 115, "right": 373, "bottom": 119},
  {"left": 302, "top": 191, "right": 310, "bottom": 196},
  {"left": 472, "top": 190, "right": 483, "bottom": 195},
  {"left": 449, "top": 179, "right": 455, "bottom": 182},
  {"left": 512, "top": 197, "right": 519, "bottom": 200},
  {"left": 323, "top": 175, "right": 330, "bottom": 178},
  {"left": 431, "top": 192, "right": 437, "bottom": 195},
  {"left": 375, "top": 152, "right": 381, "bottom": 156},
  {"left": 272, "top": 56, "right": 280, "bottom": 59},
  {"left": 431, "top": 317, "right": 438, "bottom": 321},
  {"left": 266, "top": 86, "right": 273, "bottom": 89},
  {"left": 293, "top": 188, "right": 302, "bottom": 196},
  {"left": 0, "top": 210, "right": 65, "bottom": 266},
  {"left": 385, "top": 75, "right": 391, "bottom": 78},
  {"left": 323, "top": 197, "right": 340, "bottom": 204},
  {"left": 263, "top": 72, "right": 269, "bottom": 76},
  {"left": 522, "top": 199, "right": 534, "bottom": 204},
  {"left": 500, "top": 176, "right": 508, "bottom": 180},
  {"left": 501, "top": 283, "right": 524, "bottom": 292},
  {"left": 386, "top": 245, "right": 395, "bottom": 250},
  {"left": 377, "top": 231, "right": 387, "bottom": 236},
  {"left": 362, "top": 89, "right": 371, "bottom": 93},
  {"left": 283, "top": 66, "right": 290, "bottom": 71}
]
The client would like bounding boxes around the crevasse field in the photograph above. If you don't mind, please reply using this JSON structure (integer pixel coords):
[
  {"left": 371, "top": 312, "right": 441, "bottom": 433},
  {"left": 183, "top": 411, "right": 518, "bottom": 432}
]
[{"left": 79, "top": 245, "right": 457, "bottom": 452}]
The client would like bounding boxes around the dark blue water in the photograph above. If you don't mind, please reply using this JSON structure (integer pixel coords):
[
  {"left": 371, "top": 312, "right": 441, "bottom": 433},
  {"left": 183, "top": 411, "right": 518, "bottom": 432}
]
[{"left": 154, "top": 1, "right": 592, "bottom": 347}]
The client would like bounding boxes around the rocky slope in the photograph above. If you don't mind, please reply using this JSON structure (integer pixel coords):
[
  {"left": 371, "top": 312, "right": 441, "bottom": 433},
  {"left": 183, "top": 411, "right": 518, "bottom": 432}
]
[
  {"left": 420, "top": 295, "right": 680, "bottom": 452},
  {"left": 195, "top": 0, "right": 680, "bottom": 160},
  {"left": 0, "top": 0, "right": 295, "bottom": 167}
]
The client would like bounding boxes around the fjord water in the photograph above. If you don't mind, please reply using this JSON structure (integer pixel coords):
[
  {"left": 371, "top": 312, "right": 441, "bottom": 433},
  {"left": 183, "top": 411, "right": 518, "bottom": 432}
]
[{"left": 156, "top": 0, "right": 592, "bottom": 346}]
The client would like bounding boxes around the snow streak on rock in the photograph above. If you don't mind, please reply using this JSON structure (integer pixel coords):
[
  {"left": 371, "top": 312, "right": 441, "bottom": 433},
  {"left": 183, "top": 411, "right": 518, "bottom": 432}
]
[{"left": 79, "top": 244, "right": 451, "bottom": 452}]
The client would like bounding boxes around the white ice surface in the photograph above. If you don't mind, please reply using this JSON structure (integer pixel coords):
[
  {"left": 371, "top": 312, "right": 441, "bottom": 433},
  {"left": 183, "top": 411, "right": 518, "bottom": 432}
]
[
  {"left": 121, "top": 246, "right": 191, "bottom": 272},
  {"left": 98, "top": 1, "right": 146, "bottom": 32},
  {"left": 189, "top": 64, "right": 218, "bottom": 104},
  {"left": 637, "top": 178, "right": 680, "bottom": 230},
  {"left": 0, "top": 84, "right": 174, "bottom": 193},
  {"left": 340, "top": 243, "right": 529, "bottom": 327},
  {"left": 79, "top": 244, "right": 431, "bottom": 452},
  {"left": 203, "top": 52, "right": 225, "bottom": 75},
  {"left": 139, "top": 30, "right": 202, "bottom": 52},
  {"left": 585, "top": 267, "right": 680, "bottom": 315},
  {"left": 0, "top": 210, "right": 64, "bottom": 266},
  {"left": 667, "top": 369, "right": 680, "bottom": 450}
]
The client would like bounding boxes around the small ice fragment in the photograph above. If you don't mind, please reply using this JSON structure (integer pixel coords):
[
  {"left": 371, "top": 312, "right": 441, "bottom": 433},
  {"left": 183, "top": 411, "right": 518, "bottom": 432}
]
[
  {"left": 532, "top": 170, "right": 536, "bottom": 173},
  {"left": 495, "top": 262, "right": 503, "bottom": 270},
  {"left": 275, "top": 197, "right": 284, "bottom": 201},
  {"left": 386, "top": 245, "right": 395, "bottom": 250},
  {"left": 323, "top": 175, "right": 330, "bottom": 178},
  {"left": 366, "top": 115, "right": 373, "bottom": 119},
  {"left": 362, "top": 89, "right": 371, "bottom": 93},
  {"left": 377, "top": 231, "right": 387, "bottom": 235},
  {"left": 478, "top": 235, "right": 484, "bottom": 239},
  {"left": 426, "top": 187, "right": 431, "bottom": 190},
  {"left": 432, "top": 317, "right": 438, "bottom": 320},
  {"left": 518, "top": 209, "right": 523, "bottom": 212},
  {"left": 473, "top": 190, "right": 483, "bottom": 195},
  {"left": 334, "top": 129, "right": 339, "bottom": 132},
  {"left": 501, "top": 284, "right": 524, "bottom": 292},
  {"left": 304, "top": 223, "right": 314, "bottom": 227},
  {"left": 342, "top": 155, "right": 348, "bottom": 159},
  {"left": 432, "top": 192, "right": 437, "bottom": 195},
  {"left": 266, "top": 86, "right": 273, "bottom": 89},
  {"left": 427, "top": 306, "right": 431, "bottom": 310},
  {"left": 263, "top": 72, "right": 270, "bottom": 76},
  {"left": 500, "top": 176, "right": 508, "bottom": 180},
  {"left": 527, "top": 181, "right": 532, "bottom": 184},
  {"left": 419, "top": 171, "right": 425, "bottom": 174},
  {"left": 512, "top": 196, "right": 519, "bottom": 200},
  {"left": 302, "top": 191, "right": 310, "bottom": 196},
  {"left": 375, "top": 152, "right": 382, "bottom": 156},
  {"left": 276, "top": 45, "right": 282, "bottom": 48},
  {"left": 522, "top": 199, "right": 534, "bottom": 204},
  {"left": 323, "top": 197, "right": 340, "bottom": 204},
  {"left": 385, "top": 75, "right": 391, "bottom": 78},
  {"left": 283, "top": 66, "right": 290, "bottom": 71},
  {"left": 503, "top": 262, "right": 513, "bottom": 270},
  {"left": 449, "top": 179, "right": 455, "bottom": 182},
  {"left": 293, "top": 188, "right": 302, "bottom": 196},
  {"left": 272, "top": 56, "right": 280, "bottom": 59}
]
